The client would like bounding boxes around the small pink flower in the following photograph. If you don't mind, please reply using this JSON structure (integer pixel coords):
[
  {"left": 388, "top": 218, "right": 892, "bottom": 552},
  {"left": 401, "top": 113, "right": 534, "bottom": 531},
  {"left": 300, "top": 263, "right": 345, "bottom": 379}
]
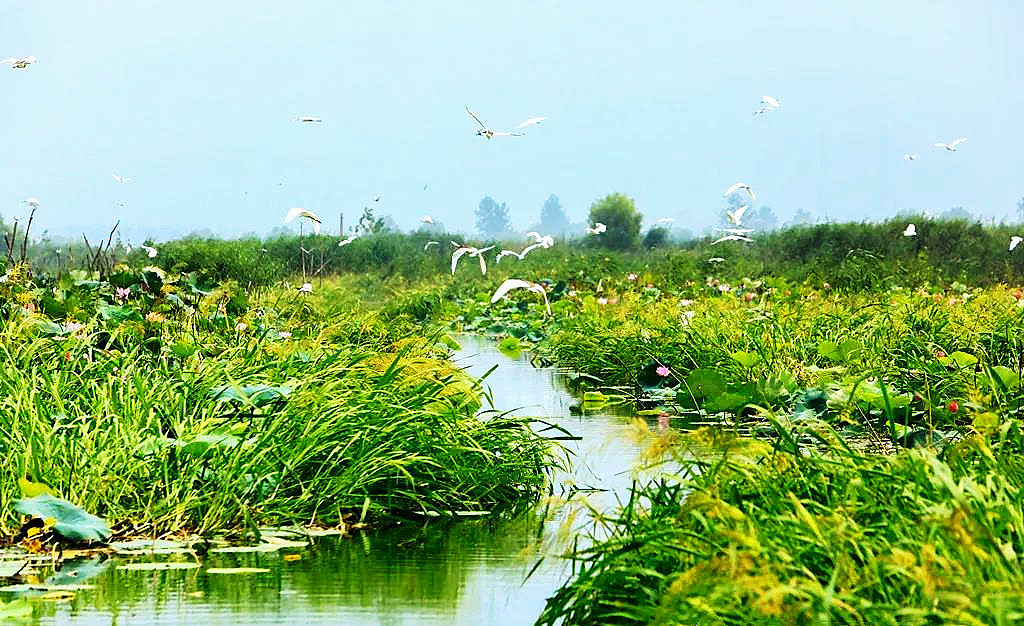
[
  {"left": 115, "top": 287, "right": 131, "bottom": 301},
  {"left": 656, "top": 365, "right": 670, "bottom": 377}
]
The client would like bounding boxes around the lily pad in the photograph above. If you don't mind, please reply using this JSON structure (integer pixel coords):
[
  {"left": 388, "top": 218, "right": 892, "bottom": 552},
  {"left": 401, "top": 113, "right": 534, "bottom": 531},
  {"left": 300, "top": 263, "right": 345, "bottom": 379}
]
[{"left": 13, "top": 494, "right": 110, "bottom": 543}]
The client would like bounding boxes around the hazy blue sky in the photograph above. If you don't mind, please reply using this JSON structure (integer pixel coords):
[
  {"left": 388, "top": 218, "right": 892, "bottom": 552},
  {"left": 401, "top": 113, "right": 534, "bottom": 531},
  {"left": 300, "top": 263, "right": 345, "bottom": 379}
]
[{"left": 2, "top": 1, "right": 1021, "bottom": 242}]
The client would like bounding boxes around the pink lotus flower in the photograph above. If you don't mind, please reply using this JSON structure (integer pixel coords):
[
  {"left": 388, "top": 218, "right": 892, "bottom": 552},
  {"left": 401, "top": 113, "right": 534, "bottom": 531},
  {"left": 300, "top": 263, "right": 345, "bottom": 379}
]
[{"left": 656, "top": 365, "right": 670, "bottom": 377}]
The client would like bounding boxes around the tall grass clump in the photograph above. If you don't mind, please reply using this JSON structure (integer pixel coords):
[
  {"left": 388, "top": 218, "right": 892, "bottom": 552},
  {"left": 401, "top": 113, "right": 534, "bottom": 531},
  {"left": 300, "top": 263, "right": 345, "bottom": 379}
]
[{"left": 536, "top": 420, "right": 1024, "bottom": 625}]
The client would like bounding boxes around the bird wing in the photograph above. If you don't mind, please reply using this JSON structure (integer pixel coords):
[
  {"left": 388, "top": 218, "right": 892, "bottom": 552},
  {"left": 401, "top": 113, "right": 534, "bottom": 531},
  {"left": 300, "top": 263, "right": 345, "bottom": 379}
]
[
  {"left": 0, "top": 58, "right": 15, "bottom": 65},
  {"left": 491, "top": 131, "right": 524, "bottom": 137},
  {"left": 949, "top": 138, "right": 967, "bottom": 148},
  {"left": 477, "top": 253, "right": 487, "bottom": 275},
  {"left": 761, "top": 96, "right": 779, "bottom": 107},
  {"left": 491, "top": 279, "right": 534, "bottom": 303},
  {"left": 520, "top": 243, "right": 543, "bottom": 257},
  {"left": 451, "top": 247, "right": 471, "bottom": 275},
  {"left": 524, "top": 231, "right": 542, "bottom": 242},
  {"left": 465, "top": 106, "right": 489, "bottom": 131},
  {"left": 516, "top": 116, "right": 547, "bottom": 129},
  {"left": 933, "top": 143, "right": 949, "bottom": 148},
  {"left": 1010, "top": 237, "right": 1022, "bottom": 251}
]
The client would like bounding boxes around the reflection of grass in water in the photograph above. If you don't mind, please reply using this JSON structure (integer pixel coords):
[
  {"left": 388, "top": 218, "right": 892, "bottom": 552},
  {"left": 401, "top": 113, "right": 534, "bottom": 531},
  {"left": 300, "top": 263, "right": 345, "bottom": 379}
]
[{"left": 537, "top": 422, "right": 1024, "bottom": 625}]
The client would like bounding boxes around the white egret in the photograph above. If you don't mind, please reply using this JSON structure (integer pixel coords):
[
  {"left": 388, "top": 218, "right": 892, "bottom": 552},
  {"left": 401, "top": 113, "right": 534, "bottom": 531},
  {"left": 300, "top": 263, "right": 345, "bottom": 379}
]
[
  {"left": 296, "top": 116, "right": 323, "bottom": 123},
  {"left": 423, "top": 215, "right": 433, "bottom": 224},
  {"left": 23, "top": 197, "right": 40, "bottom": 208},
  {"left": 112, "top": 174, "right": 131, "bottom": 183},
  {"left": 904, "top": 154, "right": 918, "bottom": 161},
  {"left": 2, "top": 56, "right": 36, "bottom": 68},
  {"left": 140, "top": 245, "right": 158, "bottom": 258},
  {"left": 524, "top": 232, "right": 554, "bottom": 247},
  {"left": 451, "top": 243, "right": 495, "bottom": 275},
  {"left": 711, "top": 234, "right": 754, "bottom": 245},
  {"left": 724, "top": 182, "right": 755, "bottom": 201},
  {"left": 491, "top": 279, "right": 551, "bottom": 316},
  {"left": 586, "top": 222, "right": 607, "bottom": 235},
  {"left": 338, "top": 235, "right": 358, "bottom": 246},
  {"left": 373, "top": 194, "right": 382, "bottom": 202},
  {"left": 424, "top": 240, "right": 440, "bottom": 251},
  {"left": 753, "top": 106, "right": 772, "bottom": 116},
  {"left": 496, "top": 242, "right": 548, "bottom": 263},
  {"left": 516, "top": 116, "right": 547, "bottom": 129},
  {"left": 298, "top": 283, "right": 313, "bottom": 293},
  {"left": 761, "top": 95, "right": 780, "bottom": 108},
  {"left": 1010, "top": 236, "right": 1022, "bottom": 252},
  {"left": 466, "top": 106, "right": 524, "bottom": 139},
  {"left": 726, "top": 204, "right": 749, "bottom": 226},
  {"left": 903, "top": 223, "right": 917, "bottom": 237},
  {"left": 934, "top": 138, "right": 967, "bottom": 151},
  {"left": 655, "top": 217, "right": 675, "bottom": 225},
  {"left": 284, "top": 207, "right": 322, "bottom": 235},
  {"left": 716, "top": 227, "right": 755, "bottom": 235}
]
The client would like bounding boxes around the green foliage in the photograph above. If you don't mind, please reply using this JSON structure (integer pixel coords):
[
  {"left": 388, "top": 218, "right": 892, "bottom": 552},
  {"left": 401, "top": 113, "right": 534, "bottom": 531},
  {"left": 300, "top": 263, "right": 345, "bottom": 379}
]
[{"left": 588, "top": 193, "right": 642, "bottom": 250}]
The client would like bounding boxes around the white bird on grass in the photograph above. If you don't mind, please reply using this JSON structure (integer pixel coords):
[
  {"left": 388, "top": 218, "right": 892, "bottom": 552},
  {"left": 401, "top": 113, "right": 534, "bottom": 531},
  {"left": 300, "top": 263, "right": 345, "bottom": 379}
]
[
  {"left": 711, "top": 234, "right": 755, "bottom": 245},
  {"left": 726, "top": 205, "right": 749, "bottom": 226},
  {"left": 298, "top": 283, "right": 313, "bottom": 293},
  {"left": 934, "top": 138, "right": 967, "bottom": 151},
  {"left": 586, "top": 222, "right": 607, "bottom": 235},
  {"left": 903, "top": 223, "right": 917, "bottom": 237},
  {"left": 338, "top": 235, "right": 358, "bottom": 247},
  {"left": 140, "top": 245, "right": 158, "bottom": 258},
  {"left": 451, "top": 242, "right": 496, "bottom": 276},
  {"left": 1010, "top": 236, "right": 1022, "bottom": 252},
  {"left": 466, "top": 106, "right": 524, "bottom": 139},
  {"left": 491, "top": 279, "right": 551, "bottom": 316},
  {"left": 516, "top": 116, "right": 547, "bottom": 129},
  {"left": 296, "top": 116, "right": 323, "bottom": 123},
  {"left": 284, "top": 207, "right": 322, "bottom": 235},
  {"left": 112, "top": 174, "right": 131, "bottom": 183},
  {"left": 2, "top": 56, "right": 36, "bottom": 69},
  {"left": 724, "top": 182, "right": 755, "bottom": 201}
]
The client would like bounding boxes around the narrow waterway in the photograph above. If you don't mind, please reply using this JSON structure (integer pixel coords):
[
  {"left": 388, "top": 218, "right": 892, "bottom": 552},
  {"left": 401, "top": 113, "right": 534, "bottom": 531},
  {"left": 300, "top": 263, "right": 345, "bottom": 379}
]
[{"left": 15, "top": 335, "right": 652, "bottom": 626}]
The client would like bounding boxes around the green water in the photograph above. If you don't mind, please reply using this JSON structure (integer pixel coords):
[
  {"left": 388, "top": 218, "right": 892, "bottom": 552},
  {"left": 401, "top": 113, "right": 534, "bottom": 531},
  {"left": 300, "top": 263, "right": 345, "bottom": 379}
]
[{"left": 11, "top": 335, "right": 647, "bottom": 625}]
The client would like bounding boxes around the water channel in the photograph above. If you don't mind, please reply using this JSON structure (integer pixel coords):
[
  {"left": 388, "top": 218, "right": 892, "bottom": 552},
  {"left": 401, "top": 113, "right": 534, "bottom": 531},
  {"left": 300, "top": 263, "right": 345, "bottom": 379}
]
[{"left": 14, "top": 334, "right": 657, "bottom": 625}]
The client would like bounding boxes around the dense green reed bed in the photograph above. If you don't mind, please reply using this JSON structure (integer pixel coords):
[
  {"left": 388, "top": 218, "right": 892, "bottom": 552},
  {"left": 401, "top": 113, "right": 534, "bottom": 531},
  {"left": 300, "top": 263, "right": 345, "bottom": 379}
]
[{"left": 0, "top": 270, "right": 561, "bottom": 540}]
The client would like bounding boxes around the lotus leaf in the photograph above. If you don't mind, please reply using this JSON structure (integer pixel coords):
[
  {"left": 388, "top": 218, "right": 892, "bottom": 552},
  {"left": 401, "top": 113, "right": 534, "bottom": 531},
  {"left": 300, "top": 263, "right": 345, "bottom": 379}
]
[{"left": 13, "top": 494, "right": 110, "bottom": 542}]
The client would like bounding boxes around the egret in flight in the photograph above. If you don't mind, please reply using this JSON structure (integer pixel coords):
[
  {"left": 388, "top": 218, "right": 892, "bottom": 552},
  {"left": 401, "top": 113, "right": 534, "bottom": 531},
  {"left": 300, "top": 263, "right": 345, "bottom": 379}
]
[
  {"left": 140, "top": 245, "right": 158, "bottom": 258},
  {"left": 711, "top": 234, "right": 754, "bottom": 245},
  {"left": 466, "top": 106, "right": 524, "bottom": 139},
  {"left": 451, "top": 242, "right": 495, "bottom": 275},
  {"left": 491, "top": 279, "right": 552, "bottom": 316},
  {"left": 586, "top": 222, "right": 607, "bottom": 235},
  {"left": 338, "top": 235, "right": 358, "bottom": 247},
  {"left": 516, "top": 116, "right": 547, "bottom": 129},
  {"left": 112, "top": 174, "right": 131, "bottom": 183},
  {"left": 903, "top": 224, "right": 917, "bottom": 237},
  {"left": 904, "top": 154, "right": 918, "bottom": 161},
  {"left": 934, "top": 138, "right": 967, "bottom": 151},
  {"left": 2, "top": 56, "right": 36, "bottom": 69},
  {"left": 284, "top": 207, "right": 322, "bottom": 235},
  {"left": 726, "top": 205, "right": 749, "bottom": 226},
  {"left": 724, "top": 182, "right": 755, "bottom": 201},
  {"left": 296, "top": 116, "right": 323, "bottom": 123},
  {"left": 1010, "top": 236, "right": 1022, "bottom": 252}
]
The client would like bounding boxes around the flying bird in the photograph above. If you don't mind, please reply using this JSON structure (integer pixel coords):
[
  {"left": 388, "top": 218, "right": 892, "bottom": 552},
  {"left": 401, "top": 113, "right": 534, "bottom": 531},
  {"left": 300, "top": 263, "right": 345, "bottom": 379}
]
[
  {"left": 296, "top": 116, "right": 323, "bottom": 123},
  {"left": 424, "top": 240, "right": 440, "bottom": 251},
  {"left": 726, "top": 205, "right": 749, "bottom": 226},
  {"left": 140, "top": 245, "right": 158, "bottom": 258},
  {"left": 422, "top": 215, "right": 433, "bottom": 224},
  {"left": 495, "top": 241, "right": 549, "bottom": 263},
  {"left": 284, "top": 207, "right": 322, "bottom": 235},
  {"left": 451, "top": 243, "right": 495, "bottom": 276},
  {"left": 724, "top": 182, "right": 755, "bottom": 201},
  {"left": 760, "top": 95, "right": 780, "bottom": 108},
  {"left": 1010, "top": 236, "right": 1022, "bottom": 252},
  {"left": 23, "top": 197, "right": 40, "bottom": 208},
  {"left": 338, "top": 235, "right": 358, "bottom": 246},
  {"left": 934, "top": 138, "right": 967, "bottom": 151},
  {"left": 904, "top": 154, "right": 918, "bottom": 161},
  {"left": 466, "top": 106, "right": 523, "bottom": 139},
  {"left": 2, "top": 56, "right": 36, "bottom": 69},
  {"left": 112, "top": 174, "right": 131, "bottom": 183},
  {"left": 655, "top": 217, "right": 675, "bottom": 225},
  {"left": 711, "top": 234, "right": 755, "bottom": 245},
  {"left": 524, "top": 232, "right": 554, "bottom": 247},
  {"left": 903, "top": 223, "right": 917, "bottom": 237},
  {"left": 373, "top": 194, "right": 381, "bottom": 202},
  {"left": 516, "top": 116, "right": 547, "bottom": 129},
  {"left": 491, "top": 279, "right": 552, "bottom": 316},
  {"left": 586, "top": 222, "right": 607, "bottom": 235}
]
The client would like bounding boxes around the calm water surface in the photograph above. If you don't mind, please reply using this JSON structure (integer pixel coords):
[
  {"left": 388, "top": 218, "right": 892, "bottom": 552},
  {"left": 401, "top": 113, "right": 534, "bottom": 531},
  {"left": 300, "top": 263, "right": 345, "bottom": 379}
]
[{"left": 19, "top": 335, "right": 651, "bottom": 625}]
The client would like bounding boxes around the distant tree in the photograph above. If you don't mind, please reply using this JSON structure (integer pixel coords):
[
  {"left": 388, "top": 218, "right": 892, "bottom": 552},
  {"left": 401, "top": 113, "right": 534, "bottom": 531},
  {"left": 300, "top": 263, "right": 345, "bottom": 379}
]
[
  {"left": 746, "top": 206, "right": 779, "bottom": 232},
  {"left": 587, "top": 193, "right": 642, "bottom": 250},
  {"left": 538, "top": 194, "right": 570, "bottom": 235},
  {"left": 358, "top": 206, "right": 387, "bottom": 234},
  {"left": 786, "top": 208, "right": 814, "bottom": 228},
  {"left": 475, "top": 196, "right": 512, "bottom": 237},
  {"left": 940, "top": 206, "right": 972, "bottom": 221},
  {"left": 643, "top": 227, "right": 668, "bottom": 249}
]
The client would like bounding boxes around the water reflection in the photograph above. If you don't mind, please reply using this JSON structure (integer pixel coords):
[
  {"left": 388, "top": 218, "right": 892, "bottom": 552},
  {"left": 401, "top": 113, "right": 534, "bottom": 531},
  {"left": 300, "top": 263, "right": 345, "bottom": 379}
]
[{"left": 18, "top": 334, "right": 648, "bottom": 626}]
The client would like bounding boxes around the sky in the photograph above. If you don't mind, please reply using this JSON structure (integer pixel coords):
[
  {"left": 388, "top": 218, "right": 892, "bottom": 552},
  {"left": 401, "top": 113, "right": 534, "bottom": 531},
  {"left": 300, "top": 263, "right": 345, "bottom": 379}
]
[{"left": 2, "top": 1, "right": 1022, "bottom": 243}]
